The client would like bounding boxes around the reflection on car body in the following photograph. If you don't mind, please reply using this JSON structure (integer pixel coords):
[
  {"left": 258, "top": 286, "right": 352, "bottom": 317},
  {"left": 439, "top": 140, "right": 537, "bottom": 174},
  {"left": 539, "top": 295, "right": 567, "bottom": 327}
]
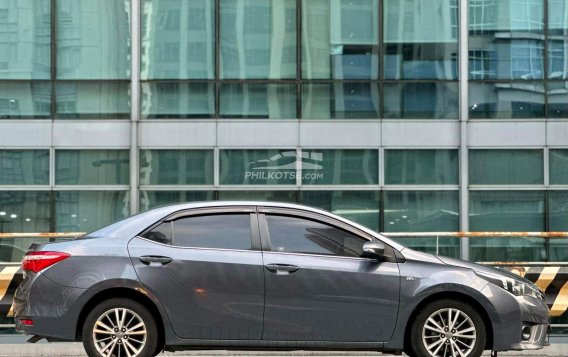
[{"left": 13, "top": 202, "right": 549, "bottom": 357}]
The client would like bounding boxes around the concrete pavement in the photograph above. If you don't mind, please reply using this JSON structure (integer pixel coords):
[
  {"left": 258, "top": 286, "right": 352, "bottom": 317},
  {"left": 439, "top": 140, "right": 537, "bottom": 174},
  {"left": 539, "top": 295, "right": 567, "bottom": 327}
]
[{"left": 0, "top": 341, "right": 566, "bottom": 357}]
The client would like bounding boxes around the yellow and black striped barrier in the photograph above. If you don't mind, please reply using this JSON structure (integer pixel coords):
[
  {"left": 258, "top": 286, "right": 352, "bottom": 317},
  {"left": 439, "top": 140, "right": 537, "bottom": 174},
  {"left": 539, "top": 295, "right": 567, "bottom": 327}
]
[{"left": 0, "top": 264, "right": 20, "bottom": 318}]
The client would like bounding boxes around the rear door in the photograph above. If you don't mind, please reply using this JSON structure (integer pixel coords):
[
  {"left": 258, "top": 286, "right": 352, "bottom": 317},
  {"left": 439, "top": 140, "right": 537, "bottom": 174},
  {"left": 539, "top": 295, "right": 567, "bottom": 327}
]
[
  {"left": 128, "top": 207, "right": 265, "bottom": 340},
  {"left": 259, "top": 207, "right": 400, "bottom": 342}
]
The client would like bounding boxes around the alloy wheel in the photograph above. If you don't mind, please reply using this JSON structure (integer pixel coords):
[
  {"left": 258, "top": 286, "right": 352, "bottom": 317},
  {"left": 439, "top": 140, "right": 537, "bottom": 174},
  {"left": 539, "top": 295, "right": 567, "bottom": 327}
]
[
  {"left": 421, "top": 308, "right": 477, "bottom": 357},
  {"left": 92, "top": 307, "right": 147, "bottom": 357}
]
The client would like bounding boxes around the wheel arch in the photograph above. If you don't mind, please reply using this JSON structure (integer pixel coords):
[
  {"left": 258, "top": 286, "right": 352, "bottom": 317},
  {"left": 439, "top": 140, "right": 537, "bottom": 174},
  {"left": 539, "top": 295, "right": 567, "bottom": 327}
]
[
  {"left": 75, "top": 287, "right": 166, "bottom": 352},
  {"left": 403, "top": 291, "right": 495, "bottom": 351}
]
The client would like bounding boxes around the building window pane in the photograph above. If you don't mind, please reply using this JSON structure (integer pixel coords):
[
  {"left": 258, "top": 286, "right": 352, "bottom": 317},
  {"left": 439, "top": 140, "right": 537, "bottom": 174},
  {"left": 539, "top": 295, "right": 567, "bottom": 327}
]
[
  {"left": 0, "top": 191, "right": 50, "bottom": 233},
  {"left": 548, "top": 40, "right": 568, "bottom": 80},
  {"left": 0, "top": 150, "right": 49, "bottom": 185},
  {"left": 141, "top": 0, "right": 215, "bottom": 80},
  {"left": 0, "top": 0, "right": 51, "bottom": 79},
  {"left": 469, "top": 149, "right": 543, "bottom": 185},
  {"left": 301, "top": 83, "right": 380, "bottom": 119},
  {"left": 302, "top": 0, "right": 379, "bottom": 79},
  {"left": 384, "top": 0, "right": 458, "bottom": 80},
  {"left": 300, "top": 190, "right": 380, "bottom": 232},
  {"left": 55, "top": 150, "right": 130, "bottom": 185},
  {"left": 302, "top": 149, "right": 378, "bottom": 185},
  {"left": 383, "top": 82, "right": 459, "bottom": 119},
  {"left": 549, "top": 245, "right": 568, "bottom": 264},
  {"left": 470, "top": 236, "right": 546, "bottom": 262},
  {"left": 549, "top": 191, "right": 568, "bottom": 231},
  {"left": 56, "top": 0, "right": 130, "bottom": 80},
  {"left": 56, "top": 82, "right": 130, "bottom": 119},
  {"left": 550, "top": 149, "right": 568, "bottom": 184},
  {"left": 0, "top": 191, "right": 51, "bottom": 263},
  {"left": 383, "top": 191, "right": 459, "bottom": 257},
  {"left": 549, "top": 0, "right": 568, "bottom": 79},
  {"left": 384, "top": 191, "right": 459, "bottom": 232},
  {"left": 220, "top": 83, "right": 297, "bottom": 119},
  {"left": 218, "top": 191, "right": 298, "bottom": 203},
  {"left": 140, "top": 191, "right": 214, "bottom": 211},
  {"left": 549, "top": 191, "right": 568, "bottom": 261},
  {"left": 140, "top": 150, "right": 214, "bottom": 185},
  {"left": 468, "top": 0, "right": 544, "bottom": 80},
  {"left": 548, "top": 81, "right": 568, "bottom": 118},
  {"left": 0, "top": 82, "right": 51, "bottom": 119},
  {"left": 469, "top": 191, "right": 545, "bottom": 230},
  {"left": 220, "top": 0, "right": 296, "bottom": 79},
  {"left": 385, "top": 150, "right": 458, "bottom": 185},
  {"left": 469, "top": 82, "right": 545, "bottom": 119},
  {"left": 55, "top": 191, "right": 130, "bottom": 232},
  {"left": 141, "top": 82, "right": 215, "bottom": 119},
  {"left": 220, "top": 149, "right": 297, "bottom": 185},
  {"left": 469, "top": 191, "right": 546, "bottom": 262}
]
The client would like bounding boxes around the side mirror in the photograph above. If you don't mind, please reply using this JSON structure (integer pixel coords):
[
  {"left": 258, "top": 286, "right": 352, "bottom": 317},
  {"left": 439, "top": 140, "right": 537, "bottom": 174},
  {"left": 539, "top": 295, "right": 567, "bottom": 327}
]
[{"left": 362, "top": 241, "right": 385, "bottom": 260}]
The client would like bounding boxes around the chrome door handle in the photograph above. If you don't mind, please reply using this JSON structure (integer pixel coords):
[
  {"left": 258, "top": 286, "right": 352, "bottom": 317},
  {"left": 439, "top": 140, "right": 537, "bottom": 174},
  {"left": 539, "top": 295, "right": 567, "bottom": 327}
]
[
  {"left": 265, "top": 264, "right": 300, "bottom": 274},
  {"left": 139, "top": 255, "right": 173, "bottom": 266}
]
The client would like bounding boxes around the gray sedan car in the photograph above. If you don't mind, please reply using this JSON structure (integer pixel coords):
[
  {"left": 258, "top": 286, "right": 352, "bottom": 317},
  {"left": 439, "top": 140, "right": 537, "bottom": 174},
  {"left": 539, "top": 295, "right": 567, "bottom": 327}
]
[{"left": 14, "top": 202, "right": 549, "bottom": 357}]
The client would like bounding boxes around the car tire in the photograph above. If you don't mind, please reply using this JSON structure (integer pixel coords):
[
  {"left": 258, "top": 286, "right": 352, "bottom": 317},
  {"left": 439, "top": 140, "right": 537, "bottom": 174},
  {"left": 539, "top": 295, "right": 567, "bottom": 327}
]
[
  {"left": 409, "top": 299, "right": 486, "bottom": 357},
  {"left": 82, "top": 298, "right": 159, "bottom": 357}
]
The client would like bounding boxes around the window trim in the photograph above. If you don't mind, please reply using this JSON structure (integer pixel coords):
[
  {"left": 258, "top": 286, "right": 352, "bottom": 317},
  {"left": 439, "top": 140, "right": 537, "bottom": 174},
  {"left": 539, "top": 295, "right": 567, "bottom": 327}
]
[
  {"left": 257, "top": 207, "right": 397, "bottom": 261},
  {"left": 139, "top": 206, "right": 261, "bottom": 250}
]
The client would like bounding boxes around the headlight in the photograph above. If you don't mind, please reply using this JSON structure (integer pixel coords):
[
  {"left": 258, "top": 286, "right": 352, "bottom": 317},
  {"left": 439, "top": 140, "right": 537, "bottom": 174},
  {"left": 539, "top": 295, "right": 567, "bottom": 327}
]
[{"left": 475, "top": 270, "right": 543, "bottom": 299}]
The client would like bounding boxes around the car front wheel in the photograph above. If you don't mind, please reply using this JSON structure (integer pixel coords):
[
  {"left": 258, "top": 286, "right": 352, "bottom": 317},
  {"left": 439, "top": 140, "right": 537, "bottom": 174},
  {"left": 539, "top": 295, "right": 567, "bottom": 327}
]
[
  {"left": 82, "top": 298, "right": 159, "bottom": 357},
  {"left": 410, "top": 299, "right": 486, "bottom": 357}
]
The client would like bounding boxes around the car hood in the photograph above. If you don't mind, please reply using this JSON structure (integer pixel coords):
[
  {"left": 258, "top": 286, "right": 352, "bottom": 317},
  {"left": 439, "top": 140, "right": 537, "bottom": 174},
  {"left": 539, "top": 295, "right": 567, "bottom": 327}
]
[
  {"left": 436, "top": 255, "right": 534, "bottom": 285},
  {"left": 401, "top": 248, "right": 533, "bottom": 285}
]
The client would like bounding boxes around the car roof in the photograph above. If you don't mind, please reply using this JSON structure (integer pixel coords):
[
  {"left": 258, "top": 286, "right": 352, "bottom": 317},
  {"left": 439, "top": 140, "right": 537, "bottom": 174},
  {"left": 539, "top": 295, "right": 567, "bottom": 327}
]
[{"left": 87, "top": 201, "right": 405, "bottom": 252}]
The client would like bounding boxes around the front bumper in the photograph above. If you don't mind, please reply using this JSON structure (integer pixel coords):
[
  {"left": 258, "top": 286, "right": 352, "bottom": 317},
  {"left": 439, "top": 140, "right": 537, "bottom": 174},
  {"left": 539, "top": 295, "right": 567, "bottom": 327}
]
[
  {"left": 489, "top": 285, "right": 550, "bottom": 351},
  {"left": 500, "top": 322, "right": 549, "bottom": 351}
]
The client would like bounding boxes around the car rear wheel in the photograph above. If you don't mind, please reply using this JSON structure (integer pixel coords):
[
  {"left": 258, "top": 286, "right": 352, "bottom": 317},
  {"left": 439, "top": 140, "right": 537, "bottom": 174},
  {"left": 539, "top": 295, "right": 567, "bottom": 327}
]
[
  {"left": 410, "top": 299, "right": 486, "bottom": 357},
  {"left": 82, "top": 298, "right": 159, "bottom": 357}
]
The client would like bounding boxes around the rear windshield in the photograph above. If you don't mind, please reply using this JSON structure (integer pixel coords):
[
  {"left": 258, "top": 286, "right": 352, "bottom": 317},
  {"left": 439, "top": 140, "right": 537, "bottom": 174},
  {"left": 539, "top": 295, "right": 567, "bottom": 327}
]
[{"left": 79, "top": 212, "right": 148, "bottom": 239}]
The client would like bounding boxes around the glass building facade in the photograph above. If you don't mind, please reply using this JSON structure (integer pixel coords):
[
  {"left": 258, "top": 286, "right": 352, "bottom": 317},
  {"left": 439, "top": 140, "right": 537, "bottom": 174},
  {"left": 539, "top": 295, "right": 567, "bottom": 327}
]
[{"left": 0, "top": 0, "right": 567, "bottom": 266}]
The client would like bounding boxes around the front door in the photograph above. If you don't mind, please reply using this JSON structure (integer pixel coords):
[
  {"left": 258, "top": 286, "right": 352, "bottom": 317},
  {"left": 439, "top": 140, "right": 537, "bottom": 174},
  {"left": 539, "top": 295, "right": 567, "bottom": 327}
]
[
  {"left": 128, "top": 208, "right": 264, "bottom": 340},
  {"left": 259, "top": 209, "right": 400, "bottom": 342}
]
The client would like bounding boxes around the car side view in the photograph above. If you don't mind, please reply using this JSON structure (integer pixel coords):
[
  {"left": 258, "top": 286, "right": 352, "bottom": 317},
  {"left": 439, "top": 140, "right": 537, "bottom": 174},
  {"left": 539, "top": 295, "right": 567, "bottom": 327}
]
[{"left": 13, "top": 202, "right": 549, "bottom": 357}]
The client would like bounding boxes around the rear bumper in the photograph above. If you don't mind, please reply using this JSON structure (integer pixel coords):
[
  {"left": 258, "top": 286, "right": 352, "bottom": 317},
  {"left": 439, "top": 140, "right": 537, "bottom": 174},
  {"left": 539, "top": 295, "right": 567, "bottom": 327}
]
[{"left": 13, "top": 272, "right": 86, "bottom": 341}]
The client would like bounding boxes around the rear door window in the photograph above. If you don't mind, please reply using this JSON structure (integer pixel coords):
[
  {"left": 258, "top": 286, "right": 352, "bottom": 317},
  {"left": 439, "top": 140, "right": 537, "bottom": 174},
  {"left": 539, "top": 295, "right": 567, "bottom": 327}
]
[
  {"left": 172, "top": 214, "right": 252, "bottom": 250},
  {"left": 141, "top": 222, "right": 172, "bottom": 245}
]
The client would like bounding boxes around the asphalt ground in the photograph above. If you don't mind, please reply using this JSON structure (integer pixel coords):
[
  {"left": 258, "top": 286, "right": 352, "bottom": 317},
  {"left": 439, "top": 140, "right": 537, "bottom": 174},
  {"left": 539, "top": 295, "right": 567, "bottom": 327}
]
[{"left": 0, "top": 340, "right": 566, "bottom": 357}]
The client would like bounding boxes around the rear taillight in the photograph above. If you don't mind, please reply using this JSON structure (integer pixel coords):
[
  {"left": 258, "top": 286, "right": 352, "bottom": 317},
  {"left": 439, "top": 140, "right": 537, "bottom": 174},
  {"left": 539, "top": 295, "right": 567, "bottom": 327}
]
[
  {"left": 20, "top": 319, "right": 34, "bottom": 326},
  {"left": 22, "top": 251, "right": 70, "bottom": 273}
]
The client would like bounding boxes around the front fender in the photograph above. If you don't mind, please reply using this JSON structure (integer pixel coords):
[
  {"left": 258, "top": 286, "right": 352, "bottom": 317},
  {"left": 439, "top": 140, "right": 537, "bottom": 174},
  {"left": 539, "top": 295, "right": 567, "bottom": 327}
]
[{"left": 384, "top": 259, "right": 503, "bottom": 351}]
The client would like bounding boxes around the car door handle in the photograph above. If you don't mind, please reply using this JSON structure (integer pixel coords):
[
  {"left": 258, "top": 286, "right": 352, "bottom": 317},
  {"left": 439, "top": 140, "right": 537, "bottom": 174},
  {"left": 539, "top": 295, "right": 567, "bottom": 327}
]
[
  {"left": 139, "top": 255, "right": 173, "bottom": 266},
  {"left": 265, "top": 264, "right": 300, "bottom": 275}
]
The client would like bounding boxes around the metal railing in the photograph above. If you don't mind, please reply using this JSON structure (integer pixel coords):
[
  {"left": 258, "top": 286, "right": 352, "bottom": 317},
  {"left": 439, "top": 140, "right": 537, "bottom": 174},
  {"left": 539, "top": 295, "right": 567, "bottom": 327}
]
[{"left": 382, "top": 231, "right": 568, "bottom": 258}]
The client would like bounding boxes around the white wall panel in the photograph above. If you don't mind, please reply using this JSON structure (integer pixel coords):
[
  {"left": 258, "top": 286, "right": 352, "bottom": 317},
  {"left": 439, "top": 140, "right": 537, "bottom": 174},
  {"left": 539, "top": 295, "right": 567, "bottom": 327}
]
[
  {"left": 0, "top": 121, "right": 52, "bottom": 147},
  {"left": 53, "top": 121, "right": 131, "bottom": 147},
  {"left": 217, "top": 121, "right": 298, "bottom": 147},
  {"left": 468, "top": 121, "right": 546, "bottom": 147},
  {"left": 139, "top": 121, "right": 216, "bottom": 147},
  {"left": 382, "top": 121, "right": 459, "bottom": 147},
  {"left": 300, "top": 121, "right": 381, "bottom": 147}
]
